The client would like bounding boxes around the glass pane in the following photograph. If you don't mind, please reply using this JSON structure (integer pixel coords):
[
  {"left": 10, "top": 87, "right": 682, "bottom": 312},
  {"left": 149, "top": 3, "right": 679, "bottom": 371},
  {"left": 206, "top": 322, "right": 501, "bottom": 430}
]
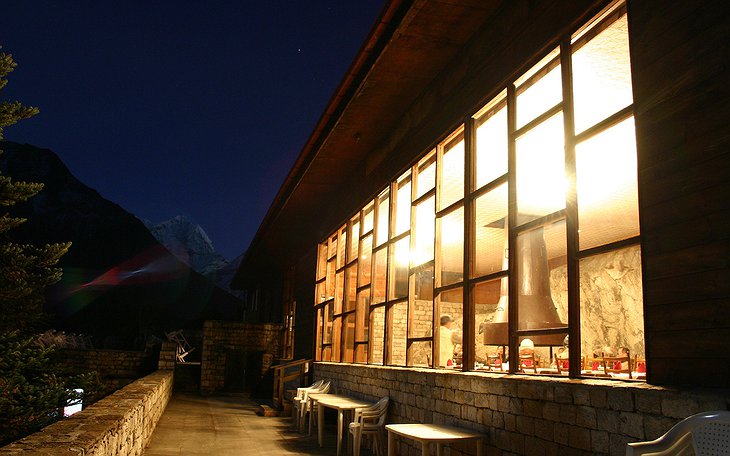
[
  {"left": 517, "top": 336, "right": 558, "bottom": 374},
  {"left": 474, "top": 183, "right": 508, "bottom": 277},
  {"left": 372, "top": 248, "right": 387, "bottom": 304},
  {"left": 337, "top": 226, "right": 347, "bottom": 269},
  {"left": 332, "top": 316, "right": 341, "bottom": 361},
  {"left": 324, "top": 303, "right": 333, "bottom": 344},
  {"left": 416, "top": 153, "right": 436, "bottom": 199},
  {"left": 516, "top": 47, "right": 561, "bottom": 128},
  {"left": 437, "top": 288, "right": 463, "bottom": 368},
  {"left": 516, "top": 220, "right": 568, "bottom": 341},
  {"left": 410, "top": 271, "right": 433, "bottom": 339},
  {"left": 315, "top": 281, "right": 326, "bottom": 305},
  {"left": 438, "top": 207, "right": 464, "bottom": 287},
  {"left": 325, "top": 259, "right": 336, "bottom": 301},
  {"left": 315, "top": 307, "right": 323, "bottom": 361},
  {"left": 349, "top": 218, "right": 360, "bottom": 262},
  {"left": 414, "top": 264, "right": 434, "bottom": 303},
  {"left": 473, "top": 279, "right": 509, "bottom": 369},
  {"left": 355, "top": 344, "right": 368, "bottom": 364},
  {"left": 356, "top": 289, "right": 370, "bottom": 342},
  {"left": 376, "top": 191, "right": 390, "bottom": 246},
  {"left": 363, "top": 202, "right": 374, "bottom": 234},
  {"left": 413, "top": 196, "right": 435, "bottom": 266},
  {"left": 334, "top": 270, "right": 344, "bottom": 314},
  {"left": 475, "top": 97, "right": 508, "bottom": 189},
  {"left": 328, "top": 234, "right": 337, "bottom": 259},
  {"left": 408, "top": 340, "right": 432, "bottom": 368},
  {"left": 359, "top": 234, "right": 373, "bottom": 286},
  {"left": 321, "top": 346, "right": 332, "bottom": 362},
  {"left": 388, "top": 301, "right": 408, "bottom": 366},
  {"left": 439, "top": 134, "right": 464, "bottom": 209},
  {"left": 370, "top": 306, "right": 385, "bottom": 365},
  {"left": 516, "top": 113, "right": 566, "bottom": 225},
  {"left": 316, "top": 243, "right": 327, "bottom": 280},
  {"left": 576, "top": 117, "right": 639, "bottom": 250},
  {"left": 572, "top": 13, "right": 633, "bottom": 133},
  {"left": 345, "top": 264, "right": 357, "bottom": 312},
  {"left": 389, "top": 236, "right": 410, "bottom": 299},
  {"left": 342, "top": 313, "right": 355, "bottom": 363},
  {"left": 580, "top": 245, "right": 644, "bottom": 380},
  {"left": 395, "top": 177, "right": 411, "bottom": 235}
]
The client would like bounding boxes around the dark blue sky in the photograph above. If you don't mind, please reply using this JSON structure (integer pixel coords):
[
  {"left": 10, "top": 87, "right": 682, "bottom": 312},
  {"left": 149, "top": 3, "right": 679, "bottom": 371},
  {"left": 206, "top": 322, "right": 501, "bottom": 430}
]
[{"left": 1, "top": 1, "right": 385, "bottom": 260}]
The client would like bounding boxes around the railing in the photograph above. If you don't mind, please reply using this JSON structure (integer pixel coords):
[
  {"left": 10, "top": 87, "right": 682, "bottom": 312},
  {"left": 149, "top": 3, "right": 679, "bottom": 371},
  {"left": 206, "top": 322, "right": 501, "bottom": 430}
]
[{"left": 272, "top": 358, "right": 311, "bottom": 409}]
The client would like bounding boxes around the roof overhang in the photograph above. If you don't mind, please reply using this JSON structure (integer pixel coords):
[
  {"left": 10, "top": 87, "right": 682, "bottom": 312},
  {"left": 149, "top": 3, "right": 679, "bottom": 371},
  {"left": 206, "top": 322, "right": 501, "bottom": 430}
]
[{"left": 234, "top": 0, "right": 504, "bottom": 286}]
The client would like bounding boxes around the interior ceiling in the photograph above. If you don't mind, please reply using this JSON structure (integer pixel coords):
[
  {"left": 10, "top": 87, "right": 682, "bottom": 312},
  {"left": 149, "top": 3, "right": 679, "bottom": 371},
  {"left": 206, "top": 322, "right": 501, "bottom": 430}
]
[{"left": 238, "top": 0, "right": 505, "bottom": 282}]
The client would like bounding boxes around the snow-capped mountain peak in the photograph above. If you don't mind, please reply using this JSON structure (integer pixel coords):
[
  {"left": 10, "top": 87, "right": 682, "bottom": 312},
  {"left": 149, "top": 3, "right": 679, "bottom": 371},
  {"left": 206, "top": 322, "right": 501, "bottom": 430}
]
[{"left": 143, "top": 215, "right": 228, "bottom": 277}]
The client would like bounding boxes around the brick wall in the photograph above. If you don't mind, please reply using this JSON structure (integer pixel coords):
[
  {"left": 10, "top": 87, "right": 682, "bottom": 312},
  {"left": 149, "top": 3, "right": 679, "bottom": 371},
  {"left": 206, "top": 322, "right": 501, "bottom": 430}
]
[
  {"left": 0, "top": 370, "right": 173, "bottom": 456},
  {"left": 200, "top": 320, "right": 282, "bottom": 394},
  {"left": 314, "top": 363, "right": 729, "bottom": 456}
]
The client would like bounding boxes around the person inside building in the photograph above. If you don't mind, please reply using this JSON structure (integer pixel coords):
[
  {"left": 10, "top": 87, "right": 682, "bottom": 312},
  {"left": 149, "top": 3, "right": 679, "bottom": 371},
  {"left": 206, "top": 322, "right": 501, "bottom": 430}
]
[{"left": 439, "top": 314, "right": 462, "bottom": 367}]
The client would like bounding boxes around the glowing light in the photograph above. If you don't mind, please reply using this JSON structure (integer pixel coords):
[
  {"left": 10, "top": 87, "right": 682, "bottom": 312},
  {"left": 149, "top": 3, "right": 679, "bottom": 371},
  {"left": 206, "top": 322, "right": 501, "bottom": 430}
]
[{"left": 516, "top": 113, "right": 567, "bottom": 220}]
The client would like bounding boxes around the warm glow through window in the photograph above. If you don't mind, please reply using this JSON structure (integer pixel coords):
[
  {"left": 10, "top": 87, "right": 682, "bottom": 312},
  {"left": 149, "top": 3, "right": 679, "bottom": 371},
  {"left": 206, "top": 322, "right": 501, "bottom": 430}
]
[
  {"left": 516, "top": 113, "right": 567, "bottom": 224},
  {"left": 515, "top": 47, "right": 561, "bottom": 128},
  {"left": 572, "top": 14, "right": 633, "bottom": 133},
  {"left": 313, "top": 2, "right": 642, "bottom": 378}
]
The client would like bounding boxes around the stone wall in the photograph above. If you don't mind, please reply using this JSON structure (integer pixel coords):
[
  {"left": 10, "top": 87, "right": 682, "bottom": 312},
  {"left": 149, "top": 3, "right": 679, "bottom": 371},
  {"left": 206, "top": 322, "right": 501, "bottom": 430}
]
[
  {"left": 0, "top": 370, "right": 173, "bottom": 456},
  {"left": 200, "top": 320, "right": 282, "bottom": 394},
  {"left": 57, "top": 345, "right": 160, "bottom": 391},
  {"left": 315, "top": 363, "right": 729, "bottom": 456}
]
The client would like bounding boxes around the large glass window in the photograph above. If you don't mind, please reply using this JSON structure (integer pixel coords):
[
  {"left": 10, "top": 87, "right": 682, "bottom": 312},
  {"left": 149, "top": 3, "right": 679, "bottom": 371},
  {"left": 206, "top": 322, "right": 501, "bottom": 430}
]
[
  {"left": 475, "top": 93, "right": 508, "bottom": 190},
  {"left": 313, "top": 1, "right": 643, "bottom": 380}
]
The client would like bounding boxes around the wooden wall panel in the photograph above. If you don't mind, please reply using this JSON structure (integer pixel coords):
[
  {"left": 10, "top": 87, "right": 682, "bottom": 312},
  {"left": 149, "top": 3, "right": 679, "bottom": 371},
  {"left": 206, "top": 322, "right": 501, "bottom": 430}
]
[{"left": 631, "top": 0, "right": 730, "bottom": 387}]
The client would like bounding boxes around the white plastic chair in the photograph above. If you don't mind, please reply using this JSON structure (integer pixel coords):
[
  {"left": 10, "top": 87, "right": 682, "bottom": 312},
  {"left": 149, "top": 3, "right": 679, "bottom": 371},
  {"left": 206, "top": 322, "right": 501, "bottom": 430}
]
[
  {"left": 291, "top": 379, "right": 324, "bottom": 429},
  {"left": 348, "top": 397, "right": 389, "bottom": 456},
  {"left": 626, "top": 410, "right": 730, "bottom": 456},
  {"left": 295, "top": 380, "right": 331, "bottom": 433}
]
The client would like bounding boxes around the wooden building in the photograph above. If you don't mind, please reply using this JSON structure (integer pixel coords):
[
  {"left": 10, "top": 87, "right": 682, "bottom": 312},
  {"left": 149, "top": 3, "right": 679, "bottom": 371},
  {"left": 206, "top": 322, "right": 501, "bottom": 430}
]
[{"left": 233, "top": 2, "right": 729, "bottom": 451}]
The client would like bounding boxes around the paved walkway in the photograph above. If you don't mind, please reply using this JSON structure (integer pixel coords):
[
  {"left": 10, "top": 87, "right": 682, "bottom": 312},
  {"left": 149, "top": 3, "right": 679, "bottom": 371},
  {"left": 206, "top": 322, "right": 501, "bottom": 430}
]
[{"left": 143, "top": 394, "right": 342, "bottom": 455}]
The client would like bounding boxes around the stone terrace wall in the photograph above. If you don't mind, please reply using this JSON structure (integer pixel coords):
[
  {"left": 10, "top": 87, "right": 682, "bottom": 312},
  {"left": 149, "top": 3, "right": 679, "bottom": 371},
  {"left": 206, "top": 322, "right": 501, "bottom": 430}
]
[
  {"left": 315, "top": 363, "right": 729, "bottom": 456},
  {"left": 0, "top": 370, "right": 173, "bottom": 456},
  {"left": 200, "top": 320, "right": 282, "bottom": 394},
  {"left": 58, "top": 346, "right": 159, "bottom": 391}
]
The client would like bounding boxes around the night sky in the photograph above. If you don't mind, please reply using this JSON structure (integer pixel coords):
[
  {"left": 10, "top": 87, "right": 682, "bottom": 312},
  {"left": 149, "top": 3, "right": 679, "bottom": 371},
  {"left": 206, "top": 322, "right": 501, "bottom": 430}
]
[{"left": 0, "top": 1, "right": 385, "bottom": 260}]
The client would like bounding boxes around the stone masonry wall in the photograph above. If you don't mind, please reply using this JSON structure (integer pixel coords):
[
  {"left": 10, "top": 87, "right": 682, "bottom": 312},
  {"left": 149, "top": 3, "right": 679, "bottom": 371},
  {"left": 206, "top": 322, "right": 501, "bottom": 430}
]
[
  {"left": 57, "top": 346, "right": 159, "bottom": 391},
  {"left": 0, "top": 370, "right": 173, "bottom": 456},
  {"left": 200, "top": 320, "right": 282, "bottom": 394},
  {"left": 315, "top": 363, "right": 729, "bottom": 456}
]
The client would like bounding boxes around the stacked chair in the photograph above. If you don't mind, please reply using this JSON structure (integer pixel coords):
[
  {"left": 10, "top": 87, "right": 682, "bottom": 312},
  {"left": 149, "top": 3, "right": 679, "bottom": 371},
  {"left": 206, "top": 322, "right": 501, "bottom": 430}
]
[
  {"left": 348, "top": 397, "right": 390, "bottom": 456},
  {"left": 293, "top": 380, "right": 331, "bottom": 432}
]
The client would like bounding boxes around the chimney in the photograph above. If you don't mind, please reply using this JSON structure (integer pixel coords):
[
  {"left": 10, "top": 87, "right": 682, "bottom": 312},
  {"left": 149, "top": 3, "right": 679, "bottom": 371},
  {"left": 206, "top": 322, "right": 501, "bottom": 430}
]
[{"left": 482, "top": 226, "right": 566, "bottom": 346}]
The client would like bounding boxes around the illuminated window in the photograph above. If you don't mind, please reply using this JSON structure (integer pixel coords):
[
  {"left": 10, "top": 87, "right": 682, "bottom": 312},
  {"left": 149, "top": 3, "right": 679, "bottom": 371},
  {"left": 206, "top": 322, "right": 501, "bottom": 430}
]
[
  {"left": 313, "top": 1, "right": 642, "bottom": 379},
  {"left": 415, "top": 152, "right": 435, "bottom": 199},
  {"left": 438, "top": 207, "right": 464, "bottom": 287},
  {"left": 475, "top": 92, "right": 508, "bottom": 190},
  {"left": 439, "top": 131, "right": 464, "bottom": 210}
]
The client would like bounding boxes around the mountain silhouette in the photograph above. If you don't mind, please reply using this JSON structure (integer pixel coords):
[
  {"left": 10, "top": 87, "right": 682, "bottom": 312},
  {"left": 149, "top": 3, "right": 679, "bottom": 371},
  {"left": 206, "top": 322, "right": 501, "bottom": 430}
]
[{"left": 0, "top": 141, "right": 242, "bottom": 348}]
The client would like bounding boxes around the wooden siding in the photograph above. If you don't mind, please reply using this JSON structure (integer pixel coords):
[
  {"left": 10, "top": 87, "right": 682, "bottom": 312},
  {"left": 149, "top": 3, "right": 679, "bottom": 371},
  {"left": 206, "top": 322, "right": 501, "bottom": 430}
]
[{"left": 630, "top": 0, "right": 730, "bottom": 387}]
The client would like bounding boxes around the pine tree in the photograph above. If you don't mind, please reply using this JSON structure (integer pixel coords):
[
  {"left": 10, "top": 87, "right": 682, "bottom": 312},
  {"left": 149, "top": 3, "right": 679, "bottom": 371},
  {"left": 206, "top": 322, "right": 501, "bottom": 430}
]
[{"left": 0, "top": 49, "right": 79, "bottom": 445}]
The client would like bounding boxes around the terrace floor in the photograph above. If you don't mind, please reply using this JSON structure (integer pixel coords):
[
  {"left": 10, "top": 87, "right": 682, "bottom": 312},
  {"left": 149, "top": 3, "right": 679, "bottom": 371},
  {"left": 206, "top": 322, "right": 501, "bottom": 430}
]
[{"left": 143, "top": 393, "right": 344, "bottom": 456}]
